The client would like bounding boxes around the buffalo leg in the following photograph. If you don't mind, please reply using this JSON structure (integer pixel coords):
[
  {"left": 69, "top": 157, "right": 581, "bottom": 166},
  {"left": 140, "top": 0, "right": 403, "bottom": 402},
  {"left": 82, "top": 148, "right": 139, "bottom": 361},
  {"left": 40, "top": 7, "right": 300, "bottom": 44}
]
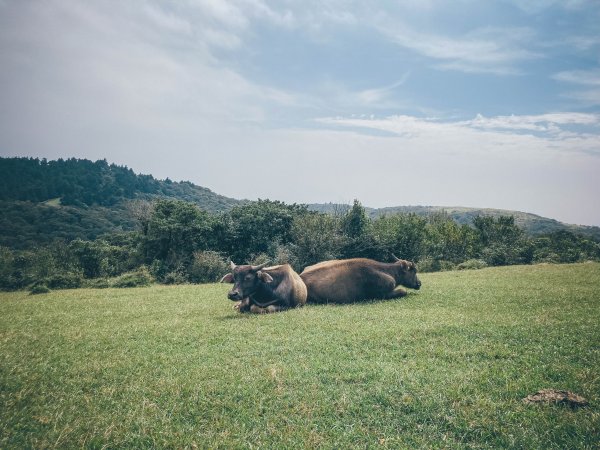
[
  {"left": 385, "top": 286, "right": 407, "bottom": 299},
  {"left": 369, "top": 272, "right": 398, "bottom": 299},
  {"left": 250, "top": 304, "right": 285, "bottom": 314},
  {"left": 233, "top": 298, "right": 251, "bottom": 313}
]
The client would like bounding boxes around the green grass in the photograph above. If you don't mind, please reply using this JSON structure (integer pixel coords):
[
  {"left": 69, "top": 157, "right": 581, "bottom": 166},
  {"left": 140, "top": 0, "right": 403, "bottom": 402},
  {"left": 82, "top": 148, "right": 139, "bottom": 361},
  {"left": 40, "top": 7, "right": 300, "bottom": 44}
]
[{"left": 1, "top": 263, "right": 599, "bottom": 448}]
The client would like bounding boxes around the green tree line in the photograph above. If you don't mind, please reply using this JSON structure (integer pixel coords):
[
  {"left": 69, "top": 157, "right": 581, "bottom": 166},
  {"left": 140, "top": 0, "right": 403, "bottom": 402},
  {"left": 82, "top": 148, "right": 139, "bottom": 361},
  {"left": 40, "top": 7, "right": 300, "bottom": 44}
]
[
  {"left": 0, "top": 157, "right": 239, "bottom": 211},
  {"left": 1, "top": 198, "right": 598, "bottom": 292}
]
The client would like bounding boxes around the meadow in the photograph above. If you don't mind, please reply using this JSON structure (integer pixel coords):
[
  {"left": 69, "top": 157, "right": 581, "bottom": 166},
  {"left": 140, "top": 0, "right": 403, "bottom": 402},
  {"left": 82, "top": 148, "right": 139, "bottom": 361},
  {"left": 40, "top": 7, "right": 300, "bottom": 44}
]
[{"left": 1, "top": 263, "right": 599, "bottom": 448}]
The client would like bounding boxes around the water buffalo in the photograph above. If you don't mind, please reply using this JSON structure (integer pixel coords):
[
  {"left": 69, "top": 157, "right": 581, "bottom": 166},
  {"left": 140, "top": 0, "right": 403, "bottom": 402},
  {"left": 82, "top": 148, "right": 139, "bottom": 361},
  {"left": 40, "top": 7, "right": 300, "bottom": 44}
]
[
  {"left": 220, "top": 262, "right": 307, "bottom": 313},
  {"left": 300, "top": 256, "right": 421, "bottom": 304}
]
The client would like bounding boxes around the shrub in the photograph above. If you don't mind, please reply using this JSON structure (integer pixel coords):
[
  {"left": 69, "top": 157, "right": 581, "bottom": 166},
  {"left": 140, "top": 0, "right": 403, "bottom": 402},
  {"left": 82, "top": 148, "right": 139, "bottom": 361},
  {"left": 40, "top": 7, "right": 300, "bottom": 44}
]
[
  {"left": 457, "top": 259, "right": 488, "bottom": 270},
  {"left": 163, "top": 269, "right": 188, "bottom": 285},
  {"left": 272, "top": 243, "right": 294, "bottom": 267},
  {"left": 113, "top": 266, "right": 153, "bottom": 288},
  {"left": 290, "top": 213, "right": 343, "bottom": 269},
  {"left": 87, "top": 278, "right": 111, "bottom": 289},
  {"left": 418, "top": 258, "right": 456, "bottom": 273},
  {"left": 29, "top": 284, "right": 51, "bottom": 295},
  {"left": 249, "top": 253, "right": 271, "bottom": 266},
  {"left": 189, "top": 251, "right": 229, "bottom": 283},
  {"left": 44, "top": 271, "right": 84, "bottom": 289}
]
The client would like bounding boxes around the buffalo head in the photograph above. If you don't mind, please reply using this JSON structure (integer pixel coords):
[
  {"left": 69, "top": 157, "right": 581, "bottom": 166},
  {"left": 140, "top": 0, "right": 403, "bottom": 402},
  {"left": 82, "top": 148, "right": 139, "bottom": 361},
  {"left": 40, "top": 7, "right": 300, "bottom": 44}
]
[
  {"left": 220, "top": 261, "right": 273, "bottom": 301},
  {"left": 392, "top": 254, "right": 421, "bottom": 290}
]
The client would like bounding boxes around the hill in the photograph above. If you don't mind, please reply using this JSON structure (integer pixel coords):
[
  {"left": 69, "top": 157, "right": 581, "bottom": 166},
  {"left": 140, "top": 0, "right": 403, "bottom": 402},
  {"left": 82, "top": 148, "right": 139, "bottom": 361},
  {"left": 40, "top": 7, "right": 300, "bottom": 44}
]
[
  {"left": 1, "top": 157, "right": 599, "bottom": 249},
  {"left": 0, "top": 157, "right": 242, "bottom": 248},
  {"left": 309, "top": 203, "right": 600, "bottom": 241},
  {"left": 0, "top": 157, "right": 240, "bottom": 211}
]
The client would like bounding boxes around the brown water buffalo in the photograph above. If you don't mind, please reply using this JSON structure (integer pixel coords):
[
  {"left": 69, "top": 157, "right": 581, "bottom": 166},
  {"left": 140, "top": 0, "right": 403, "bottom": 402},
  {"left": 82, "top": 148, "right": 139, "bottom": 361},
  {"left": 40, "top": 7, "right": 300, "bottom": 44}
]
[
  {"left": 300, "top": 256, "right": 421, "bottom": 304},
  {"left": 220, "top": 262, "right": 307, "bottom": 313}
]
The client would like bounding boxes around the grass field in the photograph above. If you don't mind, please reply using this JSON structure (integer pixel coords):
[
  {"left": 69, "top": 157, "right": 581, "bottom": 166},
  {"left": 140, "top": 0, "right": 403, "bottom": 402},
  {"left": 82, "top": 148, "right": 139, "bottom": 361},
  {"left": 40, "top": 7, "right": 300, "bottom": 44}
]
[{"left": 1, "top": 263, "right": 599, "bottom": 448}]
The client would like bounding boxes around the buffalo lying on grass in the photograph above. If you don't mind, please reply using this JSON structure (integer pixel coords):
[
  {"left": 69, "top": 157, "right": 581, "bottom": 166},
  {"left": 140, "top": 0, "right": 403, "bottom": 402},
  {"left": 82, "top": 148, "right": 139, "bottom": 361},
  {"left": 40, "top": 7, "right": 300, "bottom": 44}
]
[
  {"left": 300, "top": 256, "right": 421, "bottom": 304},
  {"left": 220, "top": 262, "right": 307, "bottom": 313}
]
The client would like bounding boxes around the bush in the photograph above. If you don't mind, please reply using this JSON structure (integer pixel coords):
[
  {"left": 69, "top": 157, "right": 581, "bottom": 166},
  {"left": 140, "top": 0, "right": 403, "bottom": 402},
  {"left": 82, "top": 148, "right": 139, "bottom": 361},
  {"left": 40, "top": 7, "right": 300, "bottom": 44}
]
[
  {"left": 249, "top": 253, "right": 271, "bottom": 266},
  {"left": 113, "top": 266, "right": 153, "bottom": 288},
  {"left": 29, "top": 284, "right": 51, "bottom": 295},
  {"left": 534, "top": 252, "right": 561, "bottom": 264},
  {"left": 272, "top": 243, "right": 294, "bottom": 267},
  {"left": 87, "top": 278, "right": 111, "bottom": 289},
  {"left": 457, "top": 259, "right": 488, "bottom": 270},
  {"left": 290, "top": 213, "right": 343, "bottom": 269},
  {"left": 418, "top": 258, "right": 456, "bottom": 273},
  {"left": 163, "top": 269, "right": 188, "bottom": 285},
  {"left": 188, "top": 251, "right": 229, "bottom": 283},
  {"left": 44, "top": 271, "right": 84, "bottom": 289}
]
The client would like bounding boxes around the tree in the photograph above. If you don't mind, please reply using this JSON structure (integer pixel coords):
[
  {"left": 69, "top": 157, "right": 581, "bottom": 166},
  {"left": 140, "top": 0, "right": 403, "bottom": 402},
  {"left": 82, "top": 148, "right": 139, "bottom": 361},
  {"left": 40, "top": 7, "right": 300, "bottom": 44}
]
[
  {"left": 223, "top": 200, "right": 307, "bottom": 263},
  {"left": 533, "top": 230, "right": 600, "bottom": 263},
  {"left": 142, "top": 199, "right": 214, "bottom": 274},
  {"left": 473, "top": 215, "right": 533, "bottom": 266},
  {"left": 338, "top": 200, "right": 381, "bottom": 259},
  {"left": 424, "top": 212, "right": 477, "bottom": 263},
  {"left": 372, "top": 213, "right": 427, "bottom": 262},
  {"left": 290, "top": 212, "right": 344, "bottom": 269}
]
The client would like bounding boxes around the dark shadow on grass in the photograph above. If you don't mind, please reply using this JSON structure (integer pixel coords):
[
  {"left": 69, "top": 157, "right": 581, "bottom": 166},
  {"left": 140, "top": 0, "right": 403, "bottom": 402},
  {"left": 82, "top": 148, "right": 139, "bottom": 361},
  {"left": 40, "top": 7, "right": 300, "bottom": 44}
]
[
  {"left": 218, "top": 292, "right": 419, "bottom": 319},
  {"left": 217, "top": 306, "right": 297, "bottom": 321},
  {"left": 304, "top": 291, "right": 420, "bottom": 308}
]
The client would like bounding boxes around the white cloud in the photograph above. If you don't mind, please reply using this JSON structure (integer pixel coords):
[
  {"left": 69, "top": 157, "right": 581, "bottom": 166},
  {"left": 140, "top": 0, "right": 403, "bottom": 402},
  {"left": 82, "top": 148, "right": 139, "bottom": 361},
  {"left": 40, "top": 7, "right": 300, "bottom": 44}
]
[
  {"left": 357, "top": 75, "right": 411, "bottom": 105},
  {"left": 317, "top": 113, "right": 600, "bottom": 158},
  {"left": 143, "top": 5, "right": 192, "bottom": 36},
  {"left": 467, "top": 112, "right": 600, "bottom": 130},
  {"left": 509, "top": 0, "right": 593, "bottom": 13},
  {"left": 0, "top": 0, "right": 307, "bottom": 164},
  {"left": 554, "top": 69, "right": 600, "bottom": 86},
  {"left": 377, "top": 24, "right": 539, "bottom": 75},
  {"left": 191, "top": 0, "right": 248, "bottom": 29},
  {"left": 554, "top": 69, "right": 600, "bottom": 106},
  {"left": 564, "top": 89, "right": 600, "bottom": 107}
]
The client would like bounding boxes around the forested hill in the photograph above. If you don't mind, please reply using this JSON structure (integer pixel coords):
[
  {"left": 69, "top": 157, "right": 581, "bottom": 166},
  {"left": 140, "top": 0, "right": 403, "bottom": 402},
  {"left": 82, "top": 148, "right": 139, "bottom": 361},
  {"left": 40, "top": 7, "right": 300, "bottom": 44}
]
[
  {"left": 0, "top": 157, "right": 240, "bottom": 210},
  {"left": 0, "top": 157, "right": 241, "bottom": 248},
  {"left": 1, "top": 157, "right": 599, "bottom": 249}
]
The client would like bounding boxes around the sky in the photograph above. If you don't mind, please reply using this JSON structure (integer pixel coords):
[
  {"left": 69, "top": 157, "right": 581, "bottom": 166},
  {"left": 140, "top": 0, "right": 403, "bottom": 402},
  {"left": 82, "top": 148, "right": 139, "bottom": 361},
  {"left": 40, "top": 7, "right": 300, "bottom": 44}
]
[{"left": 1, "top": 1, "right": 599, "bottom": 226}]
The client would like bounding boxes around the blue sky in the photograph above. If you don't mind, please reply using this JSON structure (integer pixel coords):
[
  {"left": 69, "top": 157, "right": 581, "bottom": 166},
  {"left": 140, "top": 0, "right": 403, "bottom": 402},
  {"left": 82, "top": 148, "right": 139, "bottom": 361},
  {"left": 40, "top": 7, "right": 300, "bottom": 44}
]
[{"left": 1, "top": 0, "right": 599, "bottom": 225}]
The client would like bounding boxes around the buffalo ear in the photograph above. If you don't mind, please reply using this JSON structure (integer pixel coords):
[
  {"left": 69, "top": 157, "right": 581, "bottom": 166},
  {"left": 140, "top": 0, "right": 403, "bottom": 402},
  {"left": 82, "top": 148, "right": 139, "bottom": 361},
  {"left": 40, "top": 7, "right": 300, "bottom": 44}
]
[
  {"left": 257, "top": 271, "right": 274, "bottom": 283},
  {"left": 220, "top": 273, "right": 234, "bottom": 283}
]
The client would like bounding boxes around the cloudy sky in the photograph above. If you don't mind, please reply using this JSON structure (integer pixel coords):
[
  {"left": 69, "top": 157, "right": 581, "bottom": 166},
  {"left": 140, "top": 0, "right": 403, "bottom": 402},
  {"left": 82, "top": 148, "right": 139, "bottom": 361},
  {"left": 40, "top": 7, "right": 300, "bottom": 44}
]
[{"left": 1, "top": 1, "right": 599, "bottom": 225}]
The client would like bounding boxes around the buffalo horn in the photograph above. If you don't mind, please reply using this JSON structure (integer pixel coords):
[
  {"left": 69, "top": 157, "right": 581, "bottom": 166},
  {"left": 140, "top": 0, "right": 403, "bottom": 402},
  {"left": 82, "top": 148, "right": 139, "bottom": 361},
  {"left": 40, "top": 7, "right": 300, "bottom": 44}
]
[{"left": 251, "top": 262, "right": 270, "bottom": 271}]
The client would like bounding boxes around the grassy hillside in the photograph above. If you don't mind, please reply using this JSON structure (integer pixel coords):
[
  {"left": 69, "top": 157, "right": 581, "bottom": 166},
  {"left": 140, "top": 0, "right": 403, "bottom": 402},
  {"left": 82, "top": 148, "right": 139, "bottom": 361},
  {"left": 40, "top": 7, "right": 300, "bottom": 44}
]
[
  {"left": 309, "top": 203, "right": 600, "bottom": 240},
  {"left": 1, "top": 263, "right": 598, "bottom": 448}
]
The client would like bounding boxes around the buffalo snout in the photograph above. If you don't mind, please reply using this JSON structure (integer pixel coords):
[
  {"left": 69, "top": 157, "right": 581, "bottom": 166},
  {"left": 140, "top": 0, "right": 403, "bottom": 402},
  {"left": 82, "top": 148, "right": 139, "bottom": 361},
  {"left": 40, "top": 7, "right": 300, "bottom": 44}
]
[{"left": 228, "top": 289, "right": 243, "bottom": 301}]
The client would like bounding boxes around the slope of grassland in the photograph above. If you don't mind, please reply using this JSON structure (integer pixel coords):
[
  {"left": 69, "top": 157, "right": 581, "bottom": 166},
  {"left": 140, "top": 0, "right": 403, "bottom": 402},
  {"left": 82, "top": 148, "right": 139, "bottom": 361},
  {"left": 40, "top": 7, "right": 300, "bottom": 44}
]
[{"left": 1, "top": 263, "right": 599, "bottom": 448}]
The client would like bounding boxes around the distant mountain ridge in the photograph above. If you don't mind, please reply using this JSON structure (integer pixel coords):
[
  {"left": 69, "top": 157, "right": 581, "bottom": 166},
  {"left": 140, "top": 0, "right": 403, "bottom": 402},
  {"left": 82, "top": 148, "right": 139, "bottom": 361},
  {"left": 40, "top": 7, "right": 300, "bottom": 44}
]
[
  {"left": 308, "top": 203, "right": 600, "bottom": 241},
  {"left": 1, "top": 157, "right": 598, "bottom": 248}
]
